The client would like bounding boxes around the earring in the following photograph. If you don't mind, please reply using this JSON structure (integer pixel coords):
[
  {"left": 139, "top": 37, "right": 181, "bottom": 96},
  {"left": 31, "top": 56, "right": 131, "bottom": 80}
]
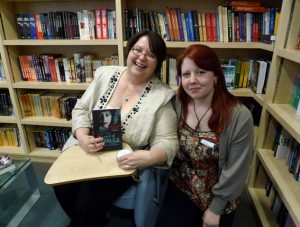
[{"left": 213, "top": 80, "right": 217, "bottom": 85}]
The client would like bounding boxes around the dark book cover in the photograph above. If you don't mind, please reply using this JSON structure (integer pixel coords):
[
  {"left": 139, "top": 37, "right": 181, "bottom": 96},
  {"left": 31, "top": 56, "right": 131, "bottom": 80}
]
[{"left": 92, "top": 108, "right": 122, "bottom": 151}]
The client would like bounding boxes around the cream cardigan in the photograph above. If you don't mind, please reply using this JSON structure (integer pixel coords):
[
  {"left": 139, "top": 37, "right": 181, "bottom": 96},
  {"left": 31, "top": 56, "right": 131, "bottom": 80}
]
[{"left": 63, "top": 66, "right": 179, "bottom": 167}]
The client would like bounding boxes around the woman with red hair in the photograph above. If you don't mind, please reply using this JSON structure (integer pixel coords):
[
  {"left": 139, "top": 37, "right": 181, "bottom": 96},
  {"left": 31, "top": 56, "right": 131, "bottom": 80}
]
[{"left": 157, "top": 44, "right": 254, "bottom": 227}]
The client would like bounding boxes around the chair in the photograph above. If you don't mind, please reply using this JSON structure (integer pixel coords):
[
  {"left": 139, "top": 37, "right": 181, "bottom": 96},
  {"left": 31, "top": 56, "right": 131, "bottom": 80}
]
[{"left": 113, "top": 167, "right": 170, "bottom": 227}]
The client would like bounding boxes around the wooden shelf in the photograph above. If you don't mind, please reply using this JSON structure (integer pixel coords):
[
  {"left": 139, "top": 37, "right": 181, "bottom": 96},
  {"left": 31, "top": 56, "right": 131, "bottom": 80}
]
[
  {"left": 266, "top": 104, "right": 300, "bottom": 143},
  {"left": 248, "top": 187, "right": 277, "bottom": 227},
  {"left": 0, "top": 146, "right": 25, "bottom": 155},
  {"left": 257, "top": 149, "right": 300, "bottom": 226},
  {"left": 13, "top": 81, "right": 90, "bottom": 90},
  {"left": 21, "top": 117, "right": 72, "bottom": 127},
  {"left": 3, "top": 39, "right": 118, "bottom": 46},
  {"left": 0, "top": 80, "right": 8, "bottom": 88},
  {"left": 29, "top": 148, "right": 61, "bottom": 162},
  {"left": 0, "top": 115, "right": 17, "bottom": 123},
  {"left": 277, "top": 48, "right": 300, "bottom": 64}
]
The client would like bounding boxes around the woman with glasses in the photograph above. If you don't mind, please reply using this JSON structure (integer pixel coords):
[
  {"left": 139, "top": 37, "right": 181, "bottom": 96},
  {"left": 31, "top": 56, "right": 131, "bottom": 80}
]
[
  {"left": 156, "top": 44, "right": 254, "bottom": 227},
  {"left": 53, "top": 30, "right": 178, "bottom": 227}
]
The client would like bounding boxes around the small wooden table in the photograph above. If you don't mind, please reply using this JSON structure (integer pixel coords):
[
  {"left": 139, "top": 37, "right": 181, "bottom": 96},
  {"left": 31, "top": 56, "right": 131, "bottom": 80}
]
[{"left": 44, "top": 143, "right": 135, "bottom": 186}]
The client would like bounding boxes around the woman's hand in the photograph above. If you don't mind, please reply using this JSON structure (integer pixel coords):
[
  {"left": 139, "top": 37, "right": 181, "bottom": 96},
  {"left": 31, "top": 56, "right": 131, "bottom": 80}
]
[
  {"left": 116, "top": 150, "right": 151, "bottom": 170},
  {"left": 202, "top": 209, "right": 220, "bottom": 227},
  {"left": 78, "top": 134, "right": 104, "bottom": 153}
]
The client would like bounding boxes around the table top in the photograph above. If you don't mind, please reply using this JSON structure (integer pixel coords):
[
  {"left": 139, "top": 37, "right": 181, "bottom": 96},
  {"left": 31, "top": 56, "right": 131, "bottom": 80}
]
[
  {"left": 0, "top": 159, "right": 30, "bottom": 188},
  {"left": 44, "top": 143, "right": 135, "bottom": 186}
]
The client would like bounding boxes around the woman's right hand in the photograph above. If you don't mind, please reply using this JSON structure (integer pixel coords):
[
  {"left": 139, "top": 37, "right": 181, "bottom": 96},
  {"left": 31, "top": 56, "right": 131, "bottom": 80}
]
[
  {"left": 78, "top": 134, "right": 104, "bottom": 153},
  {"left": 75, "top": 128, "right": 104, "bottom": 153}
]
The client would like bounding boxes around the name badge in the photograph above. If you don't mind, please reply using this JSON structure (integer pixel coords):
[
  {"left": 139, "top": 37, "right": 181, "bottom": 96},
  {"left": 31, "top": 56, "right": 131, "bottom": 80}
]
[{"left": 200, "top": 139, "right": 215, "bottom": 148}]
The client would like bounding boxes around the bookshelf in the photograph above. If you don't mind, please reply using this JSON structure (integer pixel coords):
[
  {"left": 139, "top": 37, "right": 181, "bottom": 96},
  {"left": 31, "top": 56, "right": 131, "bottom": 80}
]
[
  {"left": 247, "top": 0, "right": 300, "bottom": 226},
  {"left": 1, "top": 0, "right": 299, "bottom": 225}
]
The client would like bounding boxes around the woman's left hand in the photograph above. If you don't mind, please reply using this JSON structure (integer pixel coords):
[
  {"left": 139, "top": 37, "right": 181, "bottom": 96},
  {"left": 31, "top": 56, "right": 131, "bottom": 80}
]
[
  {"left": 202, "top": 209, "right": 220, "bottom": 227},
  {"left": 116, "top": 150, "right": 150, "bottom": 170}
]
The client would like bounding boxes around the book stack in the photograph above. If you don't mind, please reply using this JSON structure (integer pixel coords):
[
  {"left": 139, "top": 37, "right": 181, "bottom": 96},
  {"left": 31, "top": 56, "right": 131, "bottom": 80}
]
[{"left": 0, "top": 154, "right": 16, "bottom": 175}]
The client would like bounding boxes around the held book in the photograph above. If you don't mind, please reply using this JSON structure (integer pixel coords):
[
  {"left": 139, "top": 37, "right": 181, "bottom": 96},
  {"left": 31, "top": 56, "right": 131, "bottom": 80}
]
[{"left": 92, "top": 108, "right": 122, "bottom": 151}]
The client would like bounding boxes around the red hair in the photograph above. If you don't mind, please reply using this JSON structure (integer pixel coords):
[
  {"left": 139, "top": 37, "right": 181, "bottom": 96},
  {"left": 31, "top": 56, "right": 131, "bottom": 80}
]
[{"left": 176, "top": 44, "right": 238, "bottom": 134}]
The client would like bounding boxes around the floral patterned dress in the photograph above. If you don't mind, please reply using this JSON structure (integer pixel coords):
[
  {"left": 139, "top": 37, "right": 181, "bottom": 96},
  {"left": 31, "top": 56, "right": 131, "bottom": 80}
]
[{"left": 170, "top": 119, "right": 238, "bottom": 213}]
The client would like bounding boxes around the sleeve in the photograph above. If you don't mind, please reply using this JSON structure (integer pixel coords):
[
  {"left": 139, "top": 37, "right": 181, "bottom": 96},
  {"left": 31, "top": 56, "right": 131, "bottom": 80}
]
[
  {"left": 209, "top": 106, "right": 254, "bottom": 214},
  {"left": 71, "top": 67, "right": 107, "bottom": 135},
  {"left": 149, "top": 101, "right": 179, "bottom": 168}
]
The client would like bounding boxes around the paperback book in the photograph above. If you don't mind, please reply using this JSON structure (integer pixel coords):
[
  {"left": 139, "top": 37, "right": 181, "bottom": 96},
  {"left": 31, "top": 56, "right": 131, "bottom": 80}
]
[
  {"left": 0, "top": 154, "right": 16, "bottom": 175},
  {"left": 92, "top": 108, "right": 122, "bottom": 151},
  {"left": 221, "top": 65, "right": 235, "bottom": 90}
]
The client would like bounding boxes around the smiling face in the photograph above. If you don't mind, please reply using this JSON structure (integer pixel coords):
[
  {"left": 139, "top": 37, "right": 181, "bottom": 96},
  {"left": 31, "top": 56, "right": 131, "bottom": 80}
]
[
  {"left": 181, "top": 57, "right": 217, "bottom": 102},
  {"left": 126, "top": 36, "right": 157, "bottom": 82}
]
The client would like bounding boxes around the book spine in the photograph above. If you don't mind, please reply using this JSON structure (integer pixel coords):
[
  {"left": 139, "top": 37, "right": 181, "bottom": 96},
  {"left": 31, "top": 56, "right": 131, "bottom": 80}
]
[
  {"left": 227, "top": 7, "right": 233, "bottom": 42},
  {"left": 232, "top": 6, "right": 267, "bottom": 13},
  {"left": 22, "top": 13, "right": 31, "bottom": 39},
  {"left": 165, "top": 8, "right": 175, "bottom": 41},
  {"left": 181, "top": 13, "right": 188, "bottom": 41},
  {"left": 16, "top": 13, "right": 25, "bottom": 39},
  {"left": 226, "top": 1, "right": 261, "bottom": 7},
  {"left": 187, "top": 11, "right": 194, "bottom": 41},
  {"left": 205, "top": 13, "right": 212, "bottom": 42},
  {"left": 191, "top": 10, "right": 200, "bottom": 41},
  {"left": 29, "top": 13, "right": 38, "bottom": 39},
  {"left": 101, "top": 9, "right": 109, "bottom": 39},
  {"left": 175, "top": 8, "right": 184, "bottom": 41},
  {"left": 162, "top": 11, "right": 171, "bottom": 41},
  {"left": 124, "top": 9, "right": 133, "bottom": 40},
  {"left": 170, "top": 9, "right": 180, "bottom": 41}
]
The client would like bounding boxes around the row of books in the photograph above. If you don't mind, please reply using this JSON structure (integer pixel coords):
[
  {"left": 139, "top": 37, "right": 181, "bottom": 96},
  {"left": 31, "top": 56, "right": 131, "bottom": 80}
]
[
  {"left": 124, "top": 5, "right": 280, "bottom": 42},
  {"left": 265, "top": 179, "right": 297, "bottom": 227},
  {"left": 272, "top": 125, "right": 300, "bottom": 182},
  {"left": 0, "top": 124, "right": 20, "bottom": 147},
  {"left": 33, "top": 126, "right": 71, "bottom": 150},
  {"left": 0, "top": 60, "right": 5, "bottom": 81},
  {"left": 20, "top": 91, "right": 83, "bottom": 120},
  {"left": 18, "top": 54, "right": 119, "bottom": 83},
  {"left": 290, "top": 76, "right": 300, "bottom": 112},
  {"left": 220, "top": 58, "right": 270, "bottom": 93},
  {"left": 160, "top": 56, "right": 177, "bottom": 86},
  {"left": 0, "top": 91, "right": 13, "bottom": 116},
  {"left": 15, "top": 8, "right": 116, "bottom": 40}
]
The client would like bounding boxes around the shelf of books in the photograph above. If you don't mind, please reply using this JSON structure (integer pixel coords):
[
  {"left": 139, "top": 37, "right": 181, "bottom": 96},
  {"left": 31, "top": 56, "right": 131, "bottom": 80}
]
[
  {"left": 257, "top": 149, "right": 300, "bottom": 227},
  {"left": 247, "top": 0, "right": 300, "bottom": 226},
  {"left": 267, "top": 104, "right": 300, "bottom": 142}
]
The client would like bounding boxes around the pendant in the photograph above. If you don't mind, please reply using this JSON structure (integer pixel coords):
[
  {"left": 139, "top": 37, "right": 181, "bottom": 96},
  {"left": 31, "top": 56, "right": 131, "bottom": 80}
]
[
  {"left": 123, "top": 96, "right": 129, "bottom": 103},
  {"left": 195, "top": 121, "right": 200, "bottom": 132}
]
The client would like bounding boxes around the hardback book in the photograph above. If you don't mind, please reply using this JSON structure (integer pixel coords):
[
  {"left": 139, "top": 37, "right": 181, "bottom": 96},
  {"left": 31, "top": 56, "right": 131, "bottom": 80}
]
[
  {"left": 232, "top": 6, "right": 267, "bottom": 13},
  {"left": 225, "top": 1, "right": 261, "bottom": 7},
  {"left": 165, "top": 7, "right": 175, "bottom": 41},
  {"left": 274, "top": 127, "right": 293, "bottom": 160},
  {"left": 92, "top": 108, "right": 122, "bottom": 151},
  {"left": 252, "top": 60, "right": 268, "bottom": 94},
  {"left": 0, "top": 154, "right": 16, "bottom": 175}
]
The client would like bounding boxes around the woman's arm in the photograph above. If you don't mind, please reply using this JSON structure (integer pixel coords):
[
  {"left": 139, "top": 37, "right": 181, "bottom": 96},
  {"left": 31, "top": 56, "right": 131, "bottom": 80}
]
[
  {"left": 209, "top": 105, "right": 254, "bottom": 215},
  {"left": 117, "top": 102, "right": 179, "bottom": 169}
]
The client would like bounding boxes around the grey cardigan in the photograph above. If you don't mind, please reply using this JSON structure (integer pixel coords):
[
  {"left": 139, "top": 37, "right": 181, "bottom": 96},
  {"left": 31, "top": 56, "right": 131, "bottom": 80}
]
[
  {"left": 175, "top": 99, "right": 254, "bottom": 214},
  {"left": 63, "top": 66, "right": 179, "bottom": 167}
]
